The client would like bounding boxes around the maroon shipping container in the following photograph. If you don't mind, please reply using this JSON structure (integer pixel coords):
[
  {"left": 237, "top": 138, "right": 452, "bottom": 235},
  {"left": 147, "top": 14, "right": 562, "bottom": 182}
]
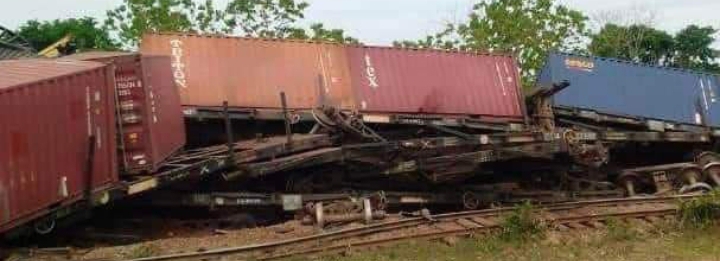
[
  {"left": 63, "top": 52, "right": 186, "bottom": 174},
  {"left": 0, "top": 59, "right": 117, "bottom": 233},
  {"left": 140, "top": 33, "right": 355, "bottom": 110},
  {"left": 346, "top": 46, "right": 525, "bottom": 121},
  {"left": 140, "top": 33, "right": 525, "bottom": 122}
]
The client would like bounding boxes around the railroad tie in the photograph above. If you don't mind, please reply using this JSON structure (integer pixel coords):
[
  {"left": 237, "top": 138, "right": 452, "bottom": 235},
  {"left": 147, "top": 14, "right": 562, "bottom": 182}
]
[
  {"left": 643, "top": 216, "right": 662, "bottom": 223},
  {"left": 455, "top": 218, "right": 483, "bottom": 229},
  {"left": 563, "top": 222, "right": 587, "bottom": 229},
  {"left": 470, "top": 217, "right": 497, "bottom": 227},
  {"left": 554, "top": 224, "right": 570, "bottom": 231},
  {"left": 586, "top": 221, "right": 606, "bottom": 228}
]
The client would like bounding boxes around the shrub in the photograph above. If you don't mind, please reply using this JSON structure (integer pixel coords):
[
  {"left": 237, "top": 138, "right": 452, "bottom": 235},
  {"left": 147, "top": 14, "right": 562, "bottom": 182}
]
[
  {"left": 678, "top": 190, "right": 720, "bottom": 228},
  {"left": 500, "top": 201, "right": 546, "bottom": 241}
]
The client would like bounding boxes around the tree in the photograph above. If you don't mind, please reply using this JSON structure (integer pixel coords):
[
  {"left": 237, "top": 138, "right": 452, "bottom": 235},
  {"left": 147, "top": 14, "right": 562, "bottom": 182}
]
[
  {"left": 589, "top": 24, "right": 719, "bottom": 73},
  {"left": 589, "top": 24, "right": 674, "bottom": 66},
  {"left": 673, "top": 25, "right": 719, "bottom": 72},
  {"left": 105, "top": 0, "right": 225, "bottom": 48},
  {"left": 288, "top": 23, "right": 359, "bottom": 44},
  {"left": 393, "top": 26, "right": 460, "bottom": 50},
  {"left": 223, "top": 0, "right": 309, "bottom": 38},
  {"left": 395, "top": 0, "right": 588, "bottom": 88},
  {"left": 17, "top": 17, "right": 119, "bottom": 52},
  {"left": 105, "top": 0, "right": 358, "bottom": 47}
]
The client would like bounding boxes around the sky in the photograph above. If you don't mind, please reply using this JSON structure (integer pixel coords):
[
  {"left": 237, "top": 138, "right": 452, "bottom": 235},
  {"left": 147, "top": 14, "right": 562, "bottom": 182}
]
[{"left": 2, "top": 0, "right": 719, "bottom": 47}]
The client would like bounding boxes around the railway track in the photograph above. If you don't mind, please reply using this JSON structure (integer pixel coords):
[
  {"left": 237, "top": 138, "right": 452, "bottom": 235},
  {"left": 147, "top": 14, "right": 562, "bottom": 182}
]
[{"left": 118, "top": 195, "right": 697, "bottom": 261}]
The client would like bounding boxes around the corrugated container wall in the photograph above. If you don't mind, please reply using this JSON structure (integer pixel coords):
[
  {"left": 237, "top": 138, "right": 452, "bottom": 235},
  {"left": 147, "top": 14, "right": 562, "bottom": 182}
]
[
  {"left": 346, "top": 46, "right": 525, "bottom": 121},
  {"left": 140, "top": 33, "right": 355, "bottom": 110},
  {"left": 62, "top": 52, "right": 186, "bottom": 174},
  {"left": 0, "top": 60, "right": 117, "bottom": 233},
  {"left": 141, "top": 33, "right": 526, "bottom": 121},
  {"left": 538, "top": 52, "right": 720, "bottom": 126}
]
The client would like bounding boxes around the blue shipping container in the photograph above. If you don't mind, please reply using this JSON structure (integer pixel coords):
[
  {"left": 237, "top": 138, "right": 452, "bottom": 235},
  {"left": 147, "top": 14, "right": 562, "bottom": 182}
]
[{"left": 537, "top": 52, "right": 720, "bottom": 127}]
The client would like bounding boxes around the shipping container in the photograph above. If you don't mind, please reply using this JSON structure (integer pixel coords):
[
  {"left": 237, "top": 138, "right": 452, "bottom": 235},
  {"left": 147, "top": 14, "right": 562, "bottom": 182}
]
[
  {"left": 538, "top": 52, "right": 720, "bottom": 127},
  {"left": 62, "top": 52, "right": 186, "bottom": 174},
  {"left": 0, "top": 59, "right": 117, "bottom": 234},
  {"left": 346, "top": 46, "right": 525, "bottom": 121},
  {"left": 140, "top": 33, "right": 355, "bottom": 110},
  {"left": 140, "top": 33, "right": 526, "bottom": 123}
]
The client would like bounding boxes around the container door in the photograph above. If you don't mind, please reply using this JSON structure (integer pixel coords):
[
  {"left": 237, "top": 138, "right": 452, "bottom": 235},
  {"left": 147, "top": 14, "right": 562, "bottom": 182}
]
[
  {"left": 698, "top": 75, "right": 720, "bottom": 126},
  {"left": 114, "top": 61, "right": 152, "bottom": 174}
]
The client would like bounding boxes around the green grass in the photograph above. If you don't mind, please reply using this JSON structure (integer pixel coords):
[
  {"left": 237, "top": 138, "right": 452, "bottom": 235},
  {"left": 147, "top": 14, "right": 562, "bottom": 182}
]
[
  {"left": 678, "top": 190, "right": 720, "bottom": 228},
  {"left": 498, "top": 201, "right": 546, "bottom": 242},
  {"left": 286, "top": 199, "right": 720, "bottom": 261},
  {"left": 291, "top": 226, "right": 720, "bottom": 261}
]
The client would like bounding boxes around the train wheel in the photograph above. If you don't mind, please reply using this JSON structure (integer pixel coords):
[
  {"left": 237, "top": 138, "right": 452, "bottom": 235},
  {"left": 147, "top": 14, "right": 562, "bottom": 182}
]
[
  {"left": 679, "top": 182, "right": 712, "bottom": 194},
  {"left": 681, "top": 167, "right": 705, "bottom": 186},
  {"left": 703, "top": 162, "right": 720, "bottom": 186},
  {"left": 695, "top": 151, "right": 720, "bottom": 167},
  {"left": 462, "top": 191, "right": 480, "bottom": 210},
  {"left": 33, "top": 218, "right": 56, "bottom": 235},
  {"left": 679, "top": 167, "right": 711, "bottom": 194},
  {"left": 617, "top": 173, "right": 640, "bottom": 197}
]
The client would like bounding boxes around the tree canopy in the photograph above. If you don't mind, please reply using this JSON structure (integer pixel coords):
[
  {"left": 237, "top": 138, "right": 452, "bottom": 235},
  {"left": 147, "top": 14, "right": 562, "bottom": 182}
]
[
  {"left": 11, "top": 0, "right": 719, "bottom": 75},
  {"left": 589, "top": 24, "right": 674, "bottom": 66},
  {"left": 288, "top": 23, "right": 360, "bottom": 44},
  {"left": 17, "top": 17, "right": 119, "bottom": 53},
  {"left": 104, "top": 0, "right": 358, "bottom": 47},
  {"left": 673, "top": 25, "right": 719, "bottom": 72},
  {"left": 396, "top": 0, "right": 589, "bottom": 89},
  {"left": 589, "top": 24, "right": 719, "bottom": 73}
]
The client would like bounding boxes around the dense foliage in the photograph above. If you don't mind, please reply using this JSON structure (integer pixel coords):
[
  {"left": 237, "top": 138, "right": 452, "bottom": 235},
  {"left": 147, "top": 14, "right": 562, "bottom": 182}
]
[
  {"left": 17, "top": 17, "right": 119, "bottom": 52},
  {"left": 590, "top": 24, "right": 719, "bottom": 73},
  {"left": 396, "top": 0, "right": 589, "bottom": 88},
  {"left": 104, "top": 0, "right": 358, "bottom": 48},
  {"left": 12, "top": 0, "right": 719, "bottom": 75}
]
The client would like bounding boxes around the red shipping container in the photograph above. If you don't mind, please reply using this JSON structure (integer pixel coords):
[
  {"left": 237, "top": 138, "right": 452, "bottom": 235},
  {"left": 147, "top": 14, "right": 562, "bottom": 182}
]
[
  {"left": 140, "top": 33, "right": 526, "bottom": 122},
  {"left": 0, "top": 59, "right": 117, "bottom": 233},
  {"left": 140, "top": 33, "right": 355, "bottom": 110},
  {"left": 346, "top": 46, "right": 526, "bottom": 121},
  {"left": 63, "top": 52, "right": 186, "bottom": 174}
]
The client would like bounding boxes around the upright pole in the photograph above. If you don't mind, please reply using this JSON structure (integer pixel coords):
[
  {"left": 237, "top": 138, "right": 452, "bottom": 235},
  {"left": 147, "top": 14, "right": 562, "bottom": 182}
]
[
  {"left": 280, "top": 92, "right": 292, "bottom": 144},
  {"left": 223, "top": 101, "right": 235, "bottom": 164},
  {"left": 84, "top": 135, "right": 96, "bottom": 207}
]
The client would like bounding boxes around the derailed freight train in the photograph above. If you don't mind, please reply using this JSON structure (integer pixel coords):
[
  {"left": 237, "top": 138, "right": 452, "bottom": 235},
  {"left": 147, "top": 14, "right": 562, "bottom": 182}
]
[
  {"left": 138, "top": 33, "right": 720, "bottom": 211},
  {"left": 5, "top": 36, "right": 720, "bottom": 238},
  {"left": 136, "top": 34, "right": 715, "bottom": 209}
]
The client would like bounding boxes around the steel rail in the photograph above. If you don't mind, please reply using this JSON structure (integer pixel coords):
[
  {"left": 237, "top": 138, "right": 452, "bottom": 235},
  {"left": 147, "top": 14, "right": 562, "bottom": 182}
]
[
  {"left": 123, "top": 194, "right": 697, "bottom": 261},
  {"left": 260, "top": 208, "right": 677, "bottom": 260}
]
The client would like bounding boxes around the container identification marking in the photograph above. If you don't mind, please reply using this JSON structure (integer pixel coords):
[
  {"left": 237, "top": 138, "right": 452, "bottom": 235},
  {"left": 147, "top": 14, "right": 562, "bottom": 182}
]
[
  {"left": 364, "top": 53, "right": 379, "bottom": 89},
  {"left": 564, "top": 57, "right": 594, "bottom": 72},
  {"left": 170, "top": 39, "right": 188, "bottom": 88}
]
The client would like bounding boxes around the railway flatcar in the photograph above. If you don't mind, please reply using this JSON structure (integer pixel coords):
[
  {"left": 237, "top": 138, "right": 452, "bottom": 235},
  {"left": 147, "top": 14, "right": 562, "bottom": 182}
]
[{"left": 139, "top": 33, "right": 526, "bottom": 132}]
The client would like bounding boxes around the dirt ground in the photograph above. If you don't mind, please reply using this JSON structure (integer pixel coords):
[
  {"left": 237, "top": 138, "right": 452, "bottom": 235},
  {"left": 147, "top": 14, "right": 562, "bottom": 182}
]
[{"left": 80, "top": 220, "right": 317, "bottom": 260}]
